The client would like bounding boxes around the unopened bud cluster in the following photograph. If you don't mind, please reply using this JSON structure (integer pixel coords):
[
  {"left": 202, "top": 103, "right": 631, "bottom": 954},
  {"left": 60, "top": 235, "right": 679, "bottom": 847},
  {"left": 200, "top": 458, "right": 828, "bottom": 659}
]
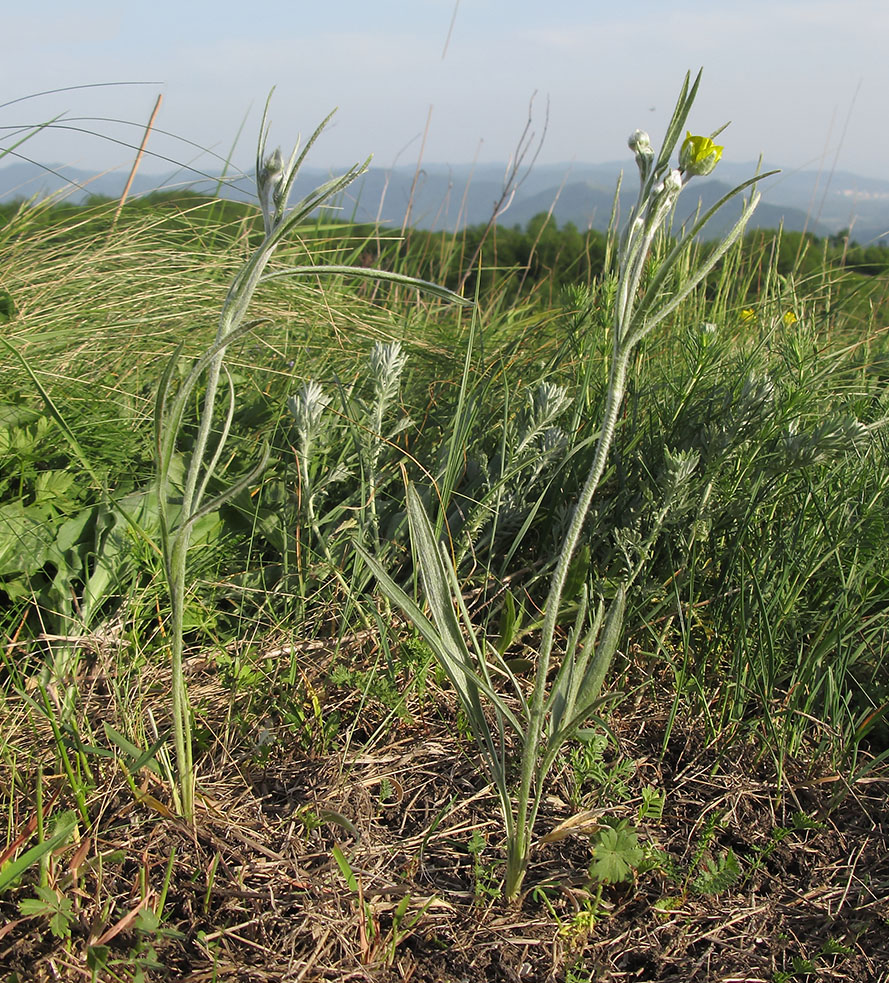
[
  {"left": 288, "top": 379, "right": 330, "bottom": 442},
  {"left": 627, "top": 128, "right": 724, "bottom": 186},
  {"left": 629, "top": 129, "right": 654, "bottom": 179},
  {"left": 628, "top": 129, "right": 652, "bottom": 156},
  {"left": 369, "top": 340, "right": 409, "bottom": 404},
  {"left": 258, "top": 149, "right": 286, "bottom": 223}
]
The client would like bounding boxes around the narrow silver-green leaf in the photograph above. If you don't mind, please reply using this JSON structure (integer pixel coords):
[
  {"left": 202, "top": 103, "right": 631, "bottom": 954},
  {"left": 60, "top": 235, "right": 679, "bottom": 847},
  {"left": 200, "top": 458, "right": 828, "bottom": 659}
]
[
  {"left": 547, "top": 591, "right": 602, "bottom": 738},
  {"left": 260, "top": 264, "right": 471, "bottom": 305},
  {"left": 574, "top": 586, "right": 627, "bottom": 715},
  {"left": 355, "top": 543, "right": 522, "bottom": 737},
  {"left": 406, "top": 486, "right": 478, "bottom": 698}
]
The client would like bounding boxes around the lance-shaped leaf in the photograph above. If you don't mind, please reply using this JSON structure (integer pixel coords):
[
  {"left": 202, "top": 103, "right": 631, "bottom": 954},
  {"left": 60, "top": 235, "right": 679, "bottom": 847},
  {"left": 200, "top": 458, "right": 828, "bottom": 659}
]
[
  {"left": 573, "top": 585, "right": 627, "bottom": 715},
  {"left": 541, "top": 586, "right": 627, "bottom": 774},
  {"left": 260, "top": 265, "right": 471, "bottom": 306},
  {"left": 0, "top": 812, "right": 78, "bottom": 895},
  {"left": 355, "top": 540, "right": 522, "bottom": 745}
]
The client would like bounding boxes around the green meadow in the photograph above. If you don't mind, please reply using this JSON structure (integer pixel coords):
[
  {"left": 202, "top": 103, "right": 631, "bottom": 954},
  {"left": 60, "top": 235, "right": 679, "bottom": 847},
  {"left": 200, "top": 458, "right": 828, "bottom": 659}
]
[{"left": 2, "top": 78, "right": 888, "bottom": 981}]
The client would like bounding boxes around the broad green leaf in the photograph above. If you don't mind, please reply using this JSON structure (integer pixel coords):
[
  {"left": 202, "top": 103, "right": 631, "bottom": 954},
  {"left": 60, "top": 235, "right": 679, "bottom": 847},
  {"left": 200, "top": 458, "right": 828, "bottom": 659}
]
[
  {"left": 590, "top": 823, "right": 643, "bottom": 885},
  {"left": 0, "top": 403, "right": 40, "bottom": 429},
  {"left": 0, "top": 501, "right": 60, "bottom": 574},
  {"left": 32, "top": 469, "right": 77, "bottom": 505},
  {"left": 56, "top": 507, "right": 96, "bottom": 552}
]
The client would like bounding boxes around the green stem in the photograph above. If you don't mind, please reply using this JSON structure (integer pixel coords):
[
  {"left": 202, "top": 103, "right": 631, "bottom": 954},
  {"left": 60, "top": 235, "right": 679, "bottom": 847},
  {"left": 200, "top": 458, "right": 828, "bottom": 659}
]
[
  {"left": 36, "top": 763, "right": 46, "bottom": 888},
  {"left": 166, "top": 230, "right": 278, "bottom": 821},
  {"left": 168, "top": 539, "right": 193, "bottom": 818},
  {"left": 506, "top": 352, "right": 631, "bottom": 900}
]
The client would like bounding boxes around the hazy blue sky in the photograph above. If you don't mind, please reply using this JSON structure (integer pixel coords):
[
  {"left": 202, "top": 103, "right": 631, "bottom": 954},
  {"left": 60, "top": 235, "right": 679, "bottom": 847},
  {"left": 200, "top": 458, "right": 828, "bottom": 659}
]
[{"left": 4, "top": 0, "right": 887, "bottom": 181}]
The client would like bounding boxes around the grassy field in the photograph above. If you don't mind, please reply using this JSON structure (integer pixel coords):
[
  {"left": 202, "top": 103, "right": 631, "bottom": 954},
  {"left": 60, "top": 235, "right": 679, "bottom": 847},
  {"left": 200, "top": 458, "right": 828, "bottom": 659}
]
[{"left": 2, "top": 86, "right": 889, "bottom": 982}]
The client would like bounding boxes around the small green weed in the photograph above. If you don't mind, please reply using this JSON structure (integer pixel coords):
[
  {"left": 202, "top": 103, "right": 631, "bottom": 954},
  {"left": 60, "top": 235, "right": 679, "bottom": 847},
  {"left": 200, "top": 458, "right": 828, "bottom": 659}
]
[
  {"left": 744, "top": 810, "right": 826, "bottom": 886},
  {"left": 568, "top": 732, "right": 635, "bottom": 807},
  {"left": 466, "top": 829, "right": 502, "bottom": 903},
  {"left": 276, "top": 681, "right": 341, "bottom": 755},
  {"left": 558, "top": 816, "right": 658, "bottom": 942},
  {"left": 655, "top": 811, "right": 742, "bottom": 903},
  {"left": 18, "top": 884, "right": 75, "bottom": 938},
  {"left": 637, "top": 784, "right": 666, "bottom": 821},
  {"left": 773, "top": 937, "right": 855, "bottom": 981},
  {"left": 588, "top": 818, "right": 644, "bottom": 886}
]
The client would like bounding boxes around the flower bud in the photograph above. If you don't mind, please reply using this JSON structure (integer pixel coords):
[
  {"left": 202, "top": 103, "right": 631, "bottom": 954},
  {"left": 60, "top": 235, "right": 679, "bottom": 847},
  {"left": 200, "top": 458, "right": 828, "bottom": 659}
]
[
  {"left": 260, "top": 148, "right": 285, "bottom": 187},
  {"left": 288, "top": 379, "right": 330, "bottom": 439},
  {"left": 628, "top": 130, "right": 651, "bottom": 155},
  {"left": 258, "top": 148, "right": 286, "bottom": 223},
  {"left": 679, "top": 132, "right": 723, "bottom": 178},
  {"left": 700, "top": 322, "right": 717, "bottom": 348}
]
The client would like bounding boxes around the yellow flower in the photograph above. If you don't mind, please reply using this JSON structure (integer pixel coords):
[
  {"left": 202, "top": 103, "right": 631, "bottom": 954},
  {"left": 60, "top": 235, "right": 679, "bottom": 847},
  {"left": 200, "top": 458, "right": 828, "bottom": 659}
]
[
  {"left": 783, "top": 311, "right": 798, "bottom": 326},
  {"left": 740, "top": 308, "right": 756, "bottom": 322},
  {"left": 679, "top": 132, "right": 723, "bottom": 177}
]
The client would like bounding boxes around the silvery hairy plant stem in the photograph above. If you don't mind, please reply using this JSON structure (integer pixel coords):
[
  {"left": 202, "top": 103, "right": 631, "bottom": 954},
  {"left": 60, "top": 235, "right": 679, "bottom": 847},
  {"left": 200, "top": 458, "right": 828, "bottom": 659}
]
[
  {"left": 366, "top": 341, "right": 408, "bottom": 547},
  {"left": 289, "top": 379, "right": 332, "bottom": 542},
  {"left": 504, "top": 71, "right": 774, "bottom": 899},
  {"left": 156, "top": 99, "right": 469, "bottom": 820},
  {"left": 359, "top": 70, "right": 776, "bottom": 902}
]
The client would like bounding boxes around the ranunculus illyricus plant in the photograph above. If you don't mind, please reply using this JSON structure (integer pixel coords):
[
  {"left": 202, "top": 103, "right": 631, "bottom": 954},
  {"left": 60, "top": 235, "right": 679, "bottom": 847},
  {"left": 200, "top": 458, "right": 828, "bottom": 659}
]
[
  {"left": 362, "top": 69, "right": 775, "bottom": 901},
  {"left": 680, "top": 131, "right": 724, "bottom": 178}
]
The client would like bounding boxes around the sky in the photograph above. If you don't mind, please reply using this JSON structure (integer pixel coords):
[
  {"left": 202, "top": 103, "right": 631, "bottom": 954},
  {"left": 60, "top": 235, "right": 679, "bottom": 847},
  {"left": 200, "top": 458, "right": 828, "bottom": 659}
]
[{"left": 3, "top": 0, "right": 888, "bottom": 184}]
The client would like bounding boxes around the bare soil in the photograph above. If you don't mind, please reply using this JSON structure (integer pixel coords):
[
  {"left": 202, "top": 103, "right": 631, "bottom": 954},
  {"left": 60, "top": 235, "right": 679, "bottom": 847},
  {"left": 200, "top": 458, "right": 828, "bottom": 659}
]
[{"left": 2, "top": 641, "right": 887, "bottom": 983}]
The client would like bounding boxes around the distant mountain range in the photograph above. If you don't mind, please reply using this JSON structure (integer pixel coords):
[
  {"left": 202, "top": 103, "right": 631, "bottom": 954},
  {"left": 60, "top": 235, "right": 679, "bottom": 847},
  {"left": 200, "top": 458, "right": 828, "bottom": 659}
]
[{"left": 2, "top": 158, "right": 888, "bottom": 243}]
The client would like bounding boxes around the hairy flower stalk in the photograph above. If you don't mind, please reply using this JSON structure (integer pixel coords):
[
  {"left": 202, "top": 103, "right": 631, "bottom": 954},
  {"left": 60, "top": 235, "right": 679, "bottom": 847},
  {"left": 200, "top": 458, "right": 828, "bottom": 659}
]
[
  {"left": 361, "top": 70, "right": 774, "bottom": 901},
  {"left": 160, "top": 135, "right": 301, "bottom": 818},
  {"left": 504, "top": 74, "right": 770, "bottom": 900},
  {"left": 161, "top": 163, "right": 283, "bottom": 819}
]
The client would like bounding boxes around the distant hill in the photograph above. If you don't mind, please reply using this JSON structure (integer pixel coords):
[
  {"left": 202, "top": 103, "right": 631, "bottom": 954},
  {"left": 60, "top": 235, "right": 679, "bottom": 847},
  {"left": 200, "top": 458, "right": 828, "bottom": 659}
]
[{"left": 2, "top": 157, "right": 888, "bottom": 243}]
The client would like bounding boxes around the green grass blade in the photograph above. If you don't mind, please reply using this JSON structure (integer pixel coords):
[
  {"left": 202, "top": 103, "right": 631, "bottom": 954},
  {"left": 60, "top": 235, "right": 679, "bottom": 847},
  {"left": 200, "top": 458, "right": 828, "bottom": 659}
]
[{"left": 0, "top": 812, "right": 78, "bottom": 894}]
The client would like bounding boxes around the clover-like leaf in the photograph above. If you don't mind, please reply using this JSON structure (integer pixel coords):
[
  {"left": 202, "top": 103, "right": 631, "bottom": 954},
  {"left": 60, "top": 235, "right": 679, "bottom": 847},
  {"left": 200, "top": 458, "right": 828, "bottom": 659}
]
[
  {"left": 19, "top": 886, "right": 75, "bottom": 938},
  {"left": 589, "top": 821, "right": 643, "bottom": 885}
]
